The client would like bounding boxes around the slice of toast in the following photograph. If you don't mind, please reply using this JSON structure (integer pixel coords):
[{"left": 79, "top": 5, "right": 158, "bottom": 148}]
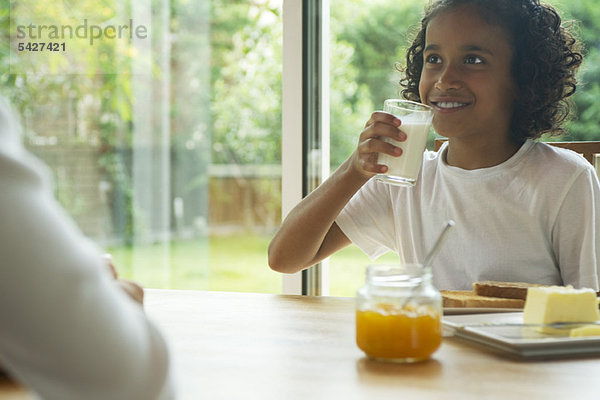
[
  {"left": 472, "top": 281, "right": 542, "bottom": 300},
  {"left": 441, "top": 290, "right": 525, "bottom": 309}
]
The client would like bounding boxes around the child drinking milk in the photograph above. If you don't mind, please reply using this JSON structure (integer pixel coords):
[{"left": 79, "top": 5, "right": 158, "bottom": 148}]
[{"left": 268, "top": 0, "right": 600, "bottom": 291}]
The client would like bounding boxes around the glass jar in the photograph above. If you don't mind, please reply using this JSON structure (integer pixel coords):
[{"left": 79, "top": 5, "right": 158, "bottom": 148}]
[{"left": 355, "top": 264, "right": 442, "bottom": 363}]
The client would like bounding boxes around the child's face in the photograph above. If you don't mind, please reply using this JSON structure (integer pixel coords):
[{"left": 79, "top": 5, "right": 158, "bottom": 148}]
[{"left": 418, "top": 6, "right": 517, "bottom": 142}]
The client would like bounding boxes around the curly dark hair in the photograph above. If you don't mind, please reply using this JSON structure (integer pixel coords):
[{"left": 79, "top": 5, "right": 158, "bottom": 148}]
[{"left": 400, "top": 0, "right": 583, "bottom": 142}]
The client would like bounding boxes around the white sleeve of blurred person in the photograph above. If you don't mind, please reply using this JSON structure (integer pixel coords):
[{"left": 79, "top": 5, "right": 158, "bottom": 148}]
[{"left": 0, "top": 96, "right": 174, "bottom": 400}]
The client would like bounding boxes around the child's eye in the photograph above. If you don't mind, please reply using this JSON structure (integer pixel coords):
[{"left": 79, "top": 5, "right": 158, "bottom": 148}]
[
  {"left": 425, "top": 54, "right": 442, "bottom": 64},
  {"left": 465, "top": 55, "right": 484, "bottom": 64}
]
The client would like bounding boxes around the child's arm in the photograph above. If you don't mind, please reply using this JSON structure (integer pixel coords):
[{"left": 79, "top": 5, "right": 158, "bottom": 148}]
[{"left": 268, "top": 111, "right": 405, "bottom": 273}]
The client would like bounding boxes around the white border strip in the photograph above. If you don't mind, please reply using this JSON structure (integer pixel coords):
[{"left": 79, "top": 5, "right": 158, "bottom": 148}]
[
  {"left": 281, "top": 0, "right": 303, "bottom": 294},
  {"left": 318, "top": 0, "right": 330, "bottom": 296}
]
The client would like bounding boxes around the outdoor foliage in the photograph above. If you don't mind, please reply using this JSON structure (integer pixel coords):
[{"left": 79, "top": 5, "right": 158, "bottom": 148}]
[{"left": 557, "top": 0, "right": 600, "bottom": 141}]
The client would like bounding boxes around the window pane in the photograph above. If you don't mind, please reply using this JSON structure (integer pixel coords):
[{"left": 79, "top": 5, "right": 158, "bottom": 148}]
[{"left": 3, "top": 0, "right": 283, "bottom": 293}]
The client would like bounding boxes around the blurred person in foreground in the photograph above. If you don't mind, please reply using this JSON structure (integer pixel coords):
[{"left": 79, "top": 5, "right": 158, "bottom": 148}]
[{"left": 0, "top": 95, "right": 174, "bottom": 400}]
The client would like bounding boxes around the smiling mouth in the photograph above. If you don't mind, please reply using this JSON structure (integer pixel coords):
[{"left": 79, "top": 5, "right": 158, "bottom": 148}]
[{"left": 432, "top": 101, "right": 469, "bottom": 110}]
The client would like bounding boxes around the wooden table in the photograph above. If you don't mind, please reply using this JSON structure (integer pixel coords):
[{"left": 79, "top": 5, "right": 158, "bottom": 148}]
[
  {"left": 2, "top": 289, "right": 600, "bottom": 399},
  {"left": 0, "top": 377, "right": 28, "bottom": 400},
  {"left": 144, "top": 289, "right": 600, "bottom": 399}
]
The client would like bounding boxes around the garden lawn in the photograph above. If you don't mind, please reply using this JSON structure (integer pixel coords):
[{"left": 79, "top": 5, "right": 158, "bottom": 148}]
[{"left": 107, "top": 234, "right": 398, "bottom": 297}]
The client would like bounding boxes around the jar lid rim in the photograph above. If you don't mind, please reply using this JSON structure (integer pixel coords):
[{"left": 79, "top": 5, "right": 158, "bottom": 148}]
[{"left": 365, "top": 264, "right": 430, "bottom": 286}]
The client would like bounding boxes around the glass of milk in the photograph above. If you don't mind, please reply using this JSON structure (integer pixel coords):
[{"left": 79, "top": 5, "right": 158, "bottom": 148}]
[{"left": 376, "top": 99, "right": 433, "bottom": 186}]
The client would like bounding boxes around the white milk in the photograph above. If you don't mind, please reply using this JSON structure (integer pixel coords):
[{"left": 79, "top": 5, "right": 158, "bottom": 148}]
[{"left": 377, "top": 120, "right": 430, "bottom": 186}]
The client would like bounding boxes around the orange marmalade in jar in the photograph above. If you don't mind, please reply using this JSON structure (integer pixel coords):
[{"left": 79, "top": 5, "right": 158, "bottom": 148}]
[{"left": 356, "top": 264, "right": 442, "bottom": 363}]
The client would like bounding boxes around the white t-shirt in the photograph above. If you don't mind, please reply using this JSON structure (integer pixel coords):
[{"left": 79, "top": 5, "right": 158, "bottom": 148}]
[
  {"left": 336, "top": 140, "right": 600, "bottom": 290},
  {"left": 0, "top": 97, "right": 174, "bottom": 399}
]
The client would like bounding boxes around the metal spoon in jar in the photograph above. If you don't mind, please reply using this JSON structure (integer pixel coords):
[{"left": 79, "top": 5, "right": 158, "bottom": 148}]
[{"left": 400, "top": 219, "right": 455, "bottom": 308}]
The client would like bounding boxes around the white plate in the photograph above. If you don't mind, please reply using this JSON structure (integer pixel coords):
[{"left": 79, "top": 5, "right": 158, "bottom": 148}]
[{"left": 443, "top": 312, "right": 600, "bottom": 359}]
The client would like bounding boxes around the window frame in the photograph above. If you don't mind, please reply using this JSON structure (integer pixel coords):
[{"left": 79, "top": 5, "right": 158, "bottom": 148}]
[{"left": 281, "top": 0, "right": 330, "bottom": 295}]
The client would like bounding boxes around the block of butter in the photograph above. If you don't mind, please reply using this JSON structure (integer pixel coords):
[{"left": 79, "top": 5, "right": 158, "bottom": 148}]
[
  {"left": 570, "top": 325, "right": 600, "bottom": 338},
  {"left": 523, "top": 286, "right": 600, "bottom": 329}
]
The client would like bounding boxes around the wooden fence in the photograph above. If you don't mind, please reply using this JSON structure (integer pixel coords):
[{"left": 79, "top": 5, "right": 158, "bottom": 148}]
[{"left": 27, "top": 143, "right": 281, "bottom": 244}]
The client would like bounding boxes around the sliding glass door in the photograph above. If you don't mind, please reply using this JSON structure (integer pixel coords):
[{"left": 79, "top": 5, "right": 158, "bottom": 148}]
[{"left": 4, "top": 0, "right": 283, "bottom": 292}]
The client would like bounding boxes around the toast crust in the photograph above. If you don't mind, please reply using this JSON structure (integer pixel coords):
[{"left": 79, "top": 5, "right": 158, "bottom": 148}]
[
  {"left": 472, "top": 281, "right": 542, "bottom": 300},
  {"left": 441, "top": 290, "right": 525, "bottom": 309}
]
